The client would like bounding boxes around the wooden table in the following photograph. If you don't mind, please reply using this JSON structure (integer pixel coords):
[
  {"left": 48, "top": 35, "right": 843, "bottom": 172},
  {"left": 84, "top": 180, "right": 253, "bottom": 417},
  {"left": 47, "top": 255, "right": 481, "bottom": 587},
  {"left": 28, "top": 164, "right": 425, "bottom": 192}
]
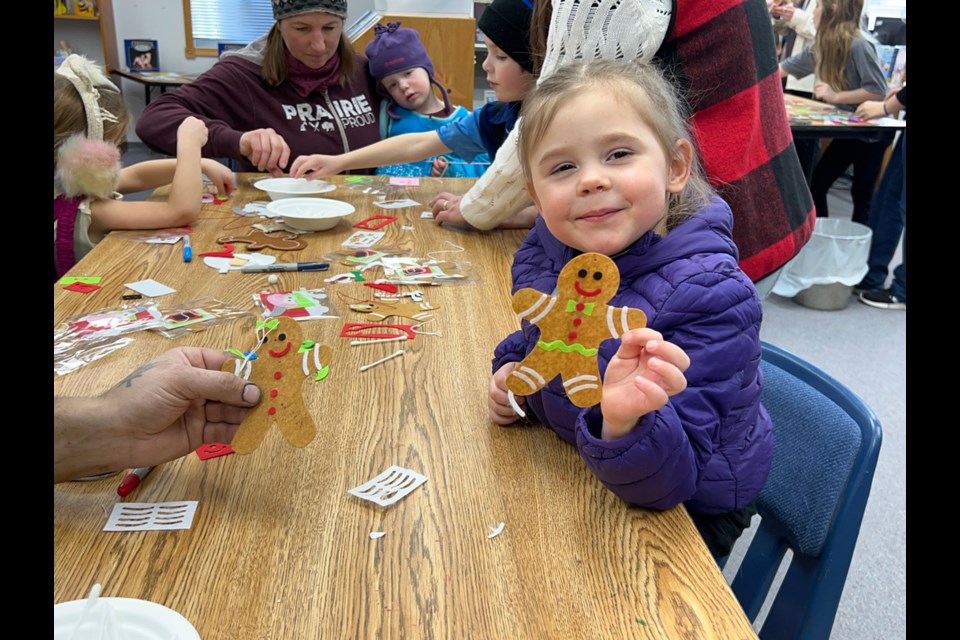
[
  {"left": 53, "top": 175, "right": 757, "bottom": 639},
  {"left": 111, "top": 68, "right": 198, "bottom": 105}
]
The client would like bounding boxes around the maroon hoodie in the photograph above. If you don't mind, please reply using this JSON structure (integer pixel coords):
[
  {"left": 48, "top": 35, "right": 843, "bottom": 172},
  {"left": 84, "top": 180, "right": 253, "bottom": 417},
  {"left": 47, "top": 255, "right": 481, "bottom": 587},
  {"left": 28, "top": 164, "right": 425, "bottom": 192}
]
[{"left": 135, "top": 36, "right": 382, "bottom": 173}]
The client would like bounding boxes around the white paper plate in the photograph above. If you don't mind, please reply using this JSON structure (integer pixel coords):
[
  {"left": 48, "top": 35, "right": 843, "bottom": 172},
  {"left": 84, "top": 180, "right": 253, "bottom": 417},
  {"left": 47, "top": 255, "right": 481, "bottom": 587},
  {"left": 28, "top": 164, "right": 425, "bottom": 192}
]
[
  {"left": 54, "top": 597, "right": 200, "bottom": 639},
  {"left": 253, "top": 177, "right": 336, "bottom": 199},
  {"left": 266, "top": 198, "right": 356, "bottom": 231}
]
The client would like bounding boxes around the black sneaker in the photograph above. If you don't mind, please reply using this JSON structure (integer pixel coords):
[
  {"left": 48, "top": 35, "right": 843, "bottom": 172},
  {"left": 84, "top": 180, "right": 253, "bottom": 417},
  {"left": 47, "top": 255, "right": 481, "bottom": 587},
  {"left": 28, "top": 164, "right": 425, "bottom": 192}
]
[{"left": 859, "top": 289, "right": 906, "bottom": 310}]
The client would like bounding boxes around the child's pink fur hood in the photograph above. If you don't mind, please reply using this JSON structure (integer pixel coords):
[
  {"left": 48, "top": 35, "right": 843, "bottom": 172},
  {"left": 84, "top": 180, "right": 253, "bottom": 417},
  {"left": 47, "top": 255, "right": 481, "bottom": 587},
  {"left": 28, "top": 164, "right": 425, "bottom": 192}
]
[{"left": 56, "top": 134, "right": 120, "bottom": 199}]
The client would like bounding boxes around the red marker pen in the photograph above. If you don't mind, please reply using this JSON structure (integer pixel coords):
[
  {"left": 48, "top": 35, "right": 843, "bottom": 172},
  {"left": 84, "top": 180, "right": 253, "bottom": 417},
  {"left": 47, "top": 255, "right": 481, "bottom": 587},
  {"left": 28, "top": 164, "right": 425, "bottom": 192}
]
[{"left": 116, "top": 466, "right": 155, "bottom": 497}]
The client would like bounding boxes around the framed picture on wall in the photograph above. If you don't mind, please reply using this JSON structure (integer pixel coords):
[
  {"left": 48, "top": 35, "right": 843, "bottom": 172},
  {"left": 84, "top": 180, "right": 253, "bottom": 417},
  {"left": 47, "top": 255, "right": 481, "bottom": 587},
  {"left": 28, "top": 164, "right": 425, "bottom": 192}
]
[{"left": 125, "top": 39, "right": 160, "bottom": 72}]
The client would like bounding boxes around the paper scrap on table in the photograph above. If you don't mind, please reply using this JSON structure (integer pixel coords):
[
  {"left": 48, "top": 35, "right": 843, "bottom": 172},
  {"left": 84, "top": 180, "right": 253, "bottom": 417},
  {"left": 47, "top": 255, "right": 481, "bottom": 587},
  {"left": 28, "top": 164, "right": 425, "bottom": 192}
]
[
  {"left": 104, "top": 501, "right": 198, "bottom": 531},
  {"left": 59, "top": 276, "right": 102, "bottom": 285},
  {"left": 64, "top": 282, "right": 101, "bottom": 294},
  {"left": 203, "top": 253, "right": 277, "bottom": 273},
  {"left": 196, "top": 443, "right": 234, "bottom": 460},
  {"left": 373, "top": 199, "right": 421, "bottom": 210},
  {"left": 389, "top": 177, "right": 420, "bottom": 186},
  {"left": 234, "top": 202, "right": 270, "bottom": 217},
  {"left": 370, "top": 531, "right": 386, "bottom": 539},
  {"left": 420, "top": 211, "right": 434, "bottom": 219},
  {"left": 487, "top": 522, "right": 505, "bottom": 539},
  {"left": 342, "top": 230, "right": 385, "bottom": 249},
  {"left": 125, "top": 279, "right": 176, "bottom": 297},
  {"left": 348, "top": 465, "right": 427, "bottom": 507},
  {"left": 145, "top": 235, "right": 183, "bottom": 244}
]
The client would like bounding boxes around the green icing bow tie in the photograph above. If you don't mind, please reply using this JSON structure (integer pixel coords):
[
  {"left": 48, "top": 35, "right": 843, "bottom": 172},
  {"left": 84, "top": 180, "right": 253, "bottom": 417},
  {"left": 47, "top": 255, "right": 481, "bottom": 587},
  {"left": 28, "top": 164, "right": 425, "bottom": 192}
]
[{"left": 566, "top": 300, "right": 595, "bottom": 315}]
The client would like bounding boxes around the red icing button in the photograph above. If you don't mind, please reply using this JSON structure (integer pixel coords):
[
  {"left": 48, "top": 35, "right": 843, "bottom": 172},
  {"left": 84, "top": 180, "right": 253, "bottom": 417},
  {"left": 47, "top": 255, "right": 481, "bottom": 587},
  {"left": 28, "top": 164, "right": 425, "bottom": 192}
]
[
  {"left": 568, "top": 332, "right": 578, "bottom": 341},
  {"left": 573, "top": 318, "right": 582, "bottom": 327},
  {"left": 576, "top": 302, "right": 585, "bottom": 312},
  {"left": 274, "top": 371, "right": 282, "bottom": 379},
  {"left": 268, "top": 407, "right": 277, "bottom": 415},
  {"left": 270, "top": 389, "right": 279, "bottom": 398}
]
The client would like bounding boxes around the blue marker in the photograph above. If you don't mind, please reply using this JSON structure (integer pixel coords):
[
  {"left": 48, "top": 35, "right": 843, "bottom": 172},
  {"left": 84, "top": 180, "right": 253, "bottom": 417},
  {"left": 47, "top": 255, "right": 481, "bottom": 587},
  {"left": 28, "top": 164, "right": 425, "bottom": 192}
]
[{"left": 182, "top": 234, "right": 192, "bottom": 263}]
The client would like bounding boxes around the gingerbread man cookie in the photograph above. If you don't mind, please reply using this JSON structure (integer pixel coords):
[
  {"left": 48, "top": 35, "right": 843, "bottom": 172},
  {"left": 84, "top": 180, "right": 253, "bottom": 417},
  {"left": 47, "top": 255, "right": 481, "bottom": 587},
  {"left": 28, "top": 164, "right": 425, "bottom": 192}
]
[
  {"left": 508, "top": 253, "right": 647, "bottom": 408},
  {"left": 217, "top": 229, "right": 307, "bottom": 251},
  {"left": 224, "top": 317, "right": 332, "bottom": 454}
]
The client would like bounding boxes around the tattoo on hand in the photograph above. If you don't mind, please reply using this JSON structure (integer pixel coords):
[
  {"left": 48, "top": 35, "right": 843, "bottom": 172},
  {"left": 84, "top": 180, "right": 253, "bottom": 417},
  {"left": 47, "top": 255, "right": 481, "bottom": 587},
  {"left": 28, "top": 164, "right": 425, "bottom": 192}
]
[{"left": 118, "top": 362, "right": 158, "bottom": 388}]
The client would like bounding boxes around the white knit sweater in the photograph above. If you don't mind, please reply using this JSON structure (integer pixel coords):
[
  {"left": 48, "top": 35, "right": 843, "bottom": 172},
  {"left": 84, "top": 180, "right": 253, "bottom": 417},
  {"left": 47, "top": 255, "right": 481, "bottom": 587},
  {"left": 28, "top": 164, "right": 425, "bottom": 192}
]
[{"left": 460, "top": 0, "right": 673, "bottom": 229}]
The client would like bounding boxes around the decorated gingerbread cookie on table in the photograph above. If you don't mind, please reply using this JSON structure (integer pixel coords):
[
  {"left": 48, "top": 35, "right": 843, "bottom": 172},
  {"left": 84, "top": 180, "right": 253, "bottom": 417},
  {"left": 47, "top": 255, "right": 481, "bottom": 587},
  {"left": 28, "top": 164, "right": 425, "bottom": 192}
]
[
  {"left": 224, "top": 317, "right": 332, "bottom": 454},
  {"left": 508, "top": 253, "right": 647, "bottom": 408}
]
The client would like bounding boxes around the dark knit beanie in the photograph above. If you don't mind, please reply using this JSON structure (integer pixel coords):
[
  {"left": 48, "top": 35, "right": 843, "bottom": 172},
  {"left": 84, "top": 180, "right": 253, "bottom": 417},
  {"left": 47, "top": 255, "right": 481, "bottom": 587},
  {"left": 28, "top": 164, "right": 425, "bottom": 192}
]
[
  {"left": 477, "top": 0, "right": 534, "bottom": 73},
  {"left": 366, "top": 22, "right": 451, "bottom": 111},
  {"left": 272, "top": 0, "right": 347, "bottom": 21}
]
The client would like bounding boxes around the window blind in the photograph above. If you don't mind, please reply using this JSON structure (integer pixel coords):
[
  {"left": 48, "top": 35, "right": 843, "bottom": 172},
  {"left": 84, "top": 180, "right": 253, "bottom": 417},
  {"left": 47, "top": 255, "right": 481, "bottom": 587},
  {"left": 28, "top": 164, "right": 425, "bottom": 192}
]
[{"left": 190, "top": 0, "right": 275, "bottom": 45}]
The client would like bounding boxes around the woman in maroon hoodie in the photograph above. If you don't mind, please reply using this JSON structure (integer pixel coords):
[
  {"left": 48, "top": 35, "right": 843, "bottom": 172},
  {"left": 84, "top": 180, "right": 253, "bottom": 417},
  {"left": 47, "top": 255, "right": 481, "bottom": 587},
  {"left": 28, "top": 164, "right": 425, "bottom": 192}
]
[{"left": 136, "top": 0, "right": 381, "bottom": 176}]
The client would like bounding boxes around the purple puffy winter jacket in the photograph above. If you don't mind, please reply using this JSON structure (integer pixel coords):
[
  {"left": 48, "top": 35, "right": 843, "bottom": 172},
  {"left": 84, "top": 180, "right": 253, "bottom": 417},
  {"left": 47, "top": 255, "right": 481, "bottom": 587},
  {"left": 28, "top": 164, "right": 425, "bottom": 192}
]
[{"left": 493, "top": 196, "right": 773, "bottom": 515}]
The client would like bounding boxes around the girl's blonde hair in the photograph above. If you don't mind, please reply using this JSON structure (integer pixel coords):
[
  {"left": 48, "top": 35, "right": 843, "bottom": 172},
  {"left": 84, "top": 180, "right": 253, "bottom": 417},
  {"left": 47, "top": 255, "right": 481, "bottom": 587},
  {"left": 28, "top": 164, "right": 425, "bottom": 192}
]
[
  {"left": 53, "top": 73, "right": 130, "bottom": 168},
  {"left": 814, "top": 0, "right": 865, "bottom": 91},
  {"left": 261, "top": 20, "right": 358, "bottom": 88},
  {"left": 518, "top": 60, "right": 713, "bottom": 229}
]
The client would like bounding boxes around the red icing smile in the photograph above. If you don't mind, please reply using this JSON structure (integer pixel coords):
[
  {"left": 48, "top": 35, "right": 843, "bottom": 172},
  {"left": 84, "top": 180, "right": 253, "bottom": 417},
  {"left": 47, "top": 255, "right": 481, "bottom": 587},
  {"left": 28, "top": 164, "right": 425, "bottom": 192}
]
[
  {"left": 574, "top": 281, "right": 602, "bottom": 297},
  {"left": 269, "top": 342, "right": 292, "bottom": 357}
]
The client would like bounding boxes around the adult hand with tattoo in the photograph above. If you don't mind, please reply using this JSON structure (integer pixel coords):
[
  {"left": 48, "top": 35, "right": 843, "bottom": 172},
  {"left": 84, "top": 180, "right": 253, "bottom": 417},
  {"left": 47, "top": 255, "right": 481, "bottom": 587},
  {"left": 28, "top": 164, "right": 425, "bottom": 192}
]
[{"left": 54, "top": 347, "right": 262, "bottom": 483}]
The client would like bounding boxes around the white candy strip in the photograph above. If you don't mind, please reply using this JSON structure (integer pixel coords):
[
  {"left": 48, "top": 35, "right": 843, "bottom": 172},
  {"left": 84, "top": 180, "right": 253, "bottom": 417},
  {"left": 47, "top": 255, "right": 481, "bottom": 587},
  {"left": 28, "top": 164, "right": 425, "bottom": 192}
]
[
  {"left": 507, "top": 390, "right": 526, "bottom": 418},
  {"left": 351, "top": 336, "right": 408, "bottom": 346},
  {"left": 359, "top": 349, "right": 404, "bottom": 372}
]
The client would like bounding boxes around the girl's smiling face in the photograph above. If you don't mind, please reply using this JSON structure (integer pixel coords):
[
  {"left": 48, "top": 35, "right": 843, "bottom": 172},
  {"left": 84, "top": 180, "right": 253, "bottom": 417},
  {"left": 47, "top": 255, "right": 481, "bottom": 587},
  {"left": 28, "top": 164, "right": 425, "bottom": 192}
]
[{"left": 525, "top": 89, "right": 692, "bottom": 255}]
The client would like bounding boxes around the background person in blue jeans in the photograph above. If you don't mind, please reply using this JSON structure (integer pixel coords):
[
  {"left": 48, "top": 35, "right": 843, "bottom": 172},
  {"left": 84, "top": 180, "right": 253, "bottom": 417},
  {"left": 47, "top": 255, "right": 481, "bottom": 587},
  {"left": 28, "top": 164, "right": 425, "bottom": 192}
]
[{"left": 854, "top": 86, "right": 905, "bottom": 309}]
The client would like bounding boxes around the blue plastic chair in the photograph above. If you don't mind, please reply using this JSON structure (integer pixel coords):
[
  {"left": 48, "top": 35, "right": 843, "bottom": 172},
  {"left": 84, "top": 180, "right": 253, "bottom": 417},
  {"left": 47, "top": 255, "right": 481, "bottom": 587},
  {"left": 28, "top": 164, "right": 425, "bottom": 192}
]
[{"left": 729, "top": 342, "right": 883, "bottom": 640}]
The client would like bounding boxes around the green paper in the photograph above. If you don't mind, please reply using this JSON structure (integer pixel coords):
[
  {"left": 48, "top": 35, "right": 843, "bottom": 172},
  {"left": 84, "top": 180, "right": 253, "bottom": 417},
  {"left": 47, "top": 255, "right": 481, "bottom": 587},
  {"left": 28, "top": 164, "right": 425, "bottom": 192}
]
[
  {"left": 298, "top": 340, "right": 315, "bottom": 353},
  {"left": 257, "top": 318, "right": 280, "bottom": 331},
  {"left": 59, "top": 276, "right": 102, "bottom": 285},
  {"left": 315, "top": 365, "right": 330, "bottom": 382}
]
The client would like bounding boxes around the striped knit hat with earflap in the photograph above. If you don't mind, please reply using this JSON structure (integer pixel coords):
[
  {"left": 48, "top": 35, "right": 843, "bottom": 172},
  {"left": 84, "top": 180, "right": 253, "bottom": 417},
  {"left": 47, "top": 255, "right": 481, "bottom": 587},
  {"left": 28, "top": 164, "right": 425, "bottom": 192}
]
[{"left": 272, "top": 0, "right": 348, "bottom": 21}]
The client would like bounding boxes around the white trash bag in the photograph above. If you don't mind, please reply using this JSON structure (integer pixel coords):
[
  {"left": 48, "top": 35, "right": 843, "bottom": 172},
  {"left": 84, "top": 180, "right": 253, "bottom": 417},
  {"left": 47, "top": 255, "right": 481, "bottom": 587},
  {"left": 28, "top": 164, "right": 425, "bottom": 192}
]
[{"left": 772, "top": 218, "right": 872, "bottom": 298}]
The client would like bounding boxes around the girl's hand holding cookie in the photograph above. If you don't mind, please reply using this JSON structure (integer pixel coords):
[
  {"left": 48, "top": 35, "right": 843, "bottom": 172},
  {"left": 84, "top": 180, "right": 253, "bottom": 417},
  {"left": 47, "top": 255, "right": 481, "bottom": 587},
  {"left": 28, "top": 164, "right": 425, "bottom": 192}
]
[
  {"left": 489, "top": 362, "right": 525, "bottom": 425},
  {"left": 600, "top": 329, "right": 690, "bottom": 440}
]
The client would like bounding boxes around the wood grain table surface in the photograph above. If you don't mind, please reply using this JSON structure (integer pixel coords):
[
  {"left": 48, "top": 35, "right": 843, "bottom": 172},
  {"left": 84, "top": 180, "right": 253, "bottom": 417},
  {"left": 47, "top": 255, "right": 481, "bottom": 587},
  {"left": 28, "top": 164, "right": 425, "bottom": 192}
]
[{"left": 53, "top": 175, "right": 757, "bottom": 639}]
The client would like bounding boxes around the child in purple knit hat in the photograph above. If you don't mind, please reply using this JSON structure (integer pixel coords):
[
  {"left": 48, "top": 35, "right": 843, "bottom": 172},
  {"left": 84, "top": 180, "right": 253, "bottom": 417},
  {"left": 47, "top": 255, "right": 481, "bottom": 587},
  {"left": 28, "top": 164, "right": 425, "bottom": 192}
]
[{"left": 364, "top": 21, "right": 490, "bottom": 178}]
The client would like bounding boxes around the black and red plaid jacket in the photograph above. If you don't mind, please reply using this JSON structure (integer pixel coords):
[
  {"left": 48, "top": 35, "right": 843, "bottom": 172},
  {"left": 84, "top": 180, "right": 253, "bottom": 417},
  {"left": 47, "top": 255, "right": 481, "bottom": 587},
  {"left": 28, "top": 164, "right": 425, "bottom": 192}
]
[{"left": 657, "top": 0, "right": 816, "bottom": 281}]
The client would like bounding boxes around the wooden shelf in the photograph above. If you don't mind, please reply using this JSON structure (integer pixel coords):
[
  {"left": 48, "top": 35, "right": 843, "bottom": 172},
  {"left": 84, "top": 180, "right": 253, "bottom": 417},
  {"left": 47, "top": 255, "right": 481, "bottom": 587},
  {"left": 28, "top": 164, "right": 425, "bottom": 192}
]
[
  {"left": 54, "top": 14, "right": 99, "bottom": 21},
  {"left": 53, "top": 1, "right": 117, "bottom": 73}
]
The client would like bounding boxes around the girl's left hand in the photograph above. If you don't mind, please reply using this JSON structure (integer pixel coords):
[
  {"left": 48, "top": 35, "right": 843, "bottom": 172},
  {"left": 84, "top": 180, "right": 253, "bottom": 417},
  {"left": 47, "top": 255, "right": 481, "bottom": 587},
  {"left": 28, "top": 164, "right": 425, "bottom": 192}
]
[
  {"left": 600, "top": 329, "right": 690, "bottom": 440},
  {"left": 813, "top": 82, "right": 837, "bottom": 103},
  {"left": 200, "top": 159, "right": 236, "bottom": 196}
]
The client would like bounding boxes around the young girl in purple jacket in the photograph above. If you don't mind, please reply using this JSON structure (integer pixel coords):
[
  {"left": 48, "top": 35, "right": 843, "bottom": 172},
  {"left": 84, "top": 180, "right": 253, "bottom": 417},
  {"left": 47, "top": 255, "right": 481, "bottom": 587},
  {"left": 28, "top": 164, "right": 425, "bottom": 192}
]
[{"left": 488, "top": 60, "right": 773, "bottom": 560}]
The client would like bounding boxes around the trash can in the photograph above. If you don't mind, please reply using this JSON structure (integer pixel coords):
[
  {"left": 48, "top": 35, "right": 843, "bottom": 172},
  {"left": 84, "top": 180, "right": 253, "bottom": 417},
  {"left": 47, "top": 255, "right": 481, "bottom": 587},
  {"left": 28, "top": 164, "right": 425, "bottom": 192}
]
[{"left": 771, "top": 218, "right": 872, "bottom": 310}]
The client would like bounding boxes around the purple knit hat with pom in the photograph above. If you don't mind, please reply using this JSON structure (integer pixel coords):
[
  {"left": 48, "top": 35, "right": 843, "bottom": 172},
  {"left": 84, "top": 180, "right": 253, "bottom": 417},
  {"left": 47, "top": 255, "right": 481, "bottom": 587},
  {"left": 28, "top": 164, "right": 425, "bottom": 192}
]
[{"left": 365, "top": 22, "right": 451, "bottom": 111}]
